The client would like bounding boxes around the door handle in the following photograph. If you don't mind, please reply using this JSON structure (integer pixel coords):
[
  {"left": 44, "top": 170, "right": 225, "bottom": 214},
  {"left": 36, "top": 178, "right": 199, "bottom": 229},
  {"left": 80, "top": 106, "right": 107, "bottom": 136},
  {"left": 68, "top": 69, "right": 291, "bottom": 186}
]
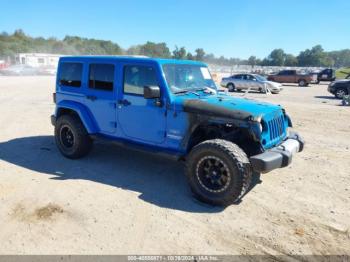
[
  {"left": 86, "top": 95, "right": 97, "bottom": 101},
  {"left": 118, "top": 99, "right": 131, "bottom": 106}
]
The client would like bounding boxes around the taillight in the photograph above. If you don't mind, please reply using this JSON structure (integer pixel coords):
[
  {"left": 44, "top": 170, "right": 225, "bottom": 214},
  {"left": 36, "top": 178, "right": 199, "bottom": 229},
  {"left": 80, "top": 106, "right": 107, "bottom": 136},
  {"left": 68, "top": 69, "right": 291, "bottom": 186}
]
[{"left": 53, "top": 93, "right": 56, "bottom": 104}]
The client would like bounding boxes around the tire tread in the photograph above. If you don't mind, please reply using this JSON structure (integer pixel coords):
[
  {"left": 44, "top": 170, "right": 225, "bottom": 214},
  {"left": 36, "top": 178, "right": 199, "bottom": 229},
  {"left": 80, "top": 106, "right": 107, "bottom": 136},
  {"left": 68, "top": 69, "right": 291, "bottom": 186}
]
[
  {"left": 55, "top": 114, "right": 92, "bottom": 159},
  {"left": 186, "top": 139, "right": 252, "bottom": 206}
]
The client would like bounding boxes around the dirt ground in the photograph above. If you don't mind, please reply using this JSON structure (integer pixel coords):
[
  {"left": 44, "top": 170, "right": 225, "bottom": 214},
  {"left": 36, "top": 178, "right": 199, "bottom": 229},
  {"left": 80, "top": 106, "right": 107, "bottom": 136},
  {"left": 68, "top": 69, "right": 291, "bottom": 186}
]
[{"left": 0, "top": 76, "right": 349, "bottom": 256}]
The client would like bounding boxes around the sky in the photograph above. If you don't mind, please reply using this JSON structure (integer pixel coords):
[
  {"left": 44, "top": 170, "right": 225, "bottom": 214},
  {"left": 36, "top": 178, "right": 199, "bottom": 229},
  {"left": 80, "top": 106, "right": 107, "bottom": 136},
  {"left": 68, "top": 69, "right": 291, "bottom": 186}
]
[{"left": 1, "top": 0, "right": 349, "bottom": 59}]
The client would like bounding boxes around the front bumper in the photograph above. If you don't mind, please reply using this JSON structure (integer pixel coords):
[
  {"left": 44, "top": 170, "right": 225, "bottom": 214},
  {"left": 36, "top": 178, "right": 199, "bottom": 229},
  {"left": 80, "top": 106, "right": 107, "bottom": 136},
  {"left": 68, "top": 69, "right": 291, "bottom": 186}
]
[
  {"left": 51, "top": 115, "right": 56, "bottom": 126},
  {"left": 220, "top": 82, "right": 227, "bottom": 87},
  {"left": 328, "top": 85, "right": 335, "bottom": 94},
  {"left": 250, "top": 132, "right": 304, "bottom": 173}
]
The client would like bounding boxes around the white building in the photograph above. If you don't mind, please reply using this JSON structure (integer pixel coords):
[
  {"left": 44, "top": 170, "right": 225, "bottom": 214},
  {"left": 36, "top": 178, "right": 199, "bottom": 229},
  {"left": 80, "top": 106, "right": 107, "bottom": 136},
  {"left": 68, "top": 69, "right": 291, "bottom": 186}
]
[{"left": 15, "top": 53, "right": 62, "bottom": 67}]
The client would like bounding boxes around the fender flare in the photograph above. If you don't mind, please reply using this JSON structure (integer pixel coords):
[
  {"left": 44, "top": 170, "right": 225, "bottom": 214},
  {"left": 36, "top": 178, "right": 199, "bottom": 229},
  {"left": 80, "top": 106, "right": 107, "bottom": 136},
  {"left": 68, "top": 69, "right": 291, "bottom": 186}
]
[{"left": 55, "top": 100, "right": 98, "bottom": 134}]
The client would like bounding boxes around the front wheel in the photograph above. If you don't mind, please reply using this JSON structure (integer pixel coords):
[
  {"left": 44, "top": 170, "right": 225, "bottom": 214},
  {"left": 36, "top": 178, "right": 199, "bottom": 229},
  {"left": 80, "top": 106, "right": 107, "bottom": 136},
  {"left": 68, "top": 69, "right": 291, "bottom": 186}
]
[
  {"left": 55, "top": 114, "right": 92, "bottom": 159},
  {"left": 185, "top": 139, "right": 252, "bottom": 206},
  {"left": 226, "top": 83, "right": 235, "bottom": 92},
  {"left": 335, "top": 88, "right": 347, "bottom": 99}
]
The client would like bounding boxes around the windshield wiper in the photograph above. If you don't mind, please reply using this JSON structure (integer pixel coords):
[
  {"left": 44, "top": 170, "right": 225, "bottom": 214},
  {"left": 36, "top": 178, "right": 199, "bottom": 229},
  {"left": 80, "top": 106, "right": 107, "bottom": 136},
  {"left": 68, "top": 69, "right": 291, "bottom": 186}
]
[
  {"left": 174, "top": 90, "right": 200, "bottom": 96},
  {"left": 194, "top": 86, "right": 217, "bottom": 94}
]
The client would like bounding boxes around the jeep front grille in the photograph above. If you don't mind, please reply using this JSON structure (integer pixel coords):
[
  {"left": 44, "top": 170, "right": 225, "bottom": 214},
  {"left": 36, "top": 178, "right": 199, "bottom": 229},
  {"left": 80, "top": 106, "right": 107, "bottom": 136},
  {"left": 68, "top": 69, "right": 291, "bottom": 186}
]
[{"left": 268, "top": 115, "right": 285, "bottom": 141}]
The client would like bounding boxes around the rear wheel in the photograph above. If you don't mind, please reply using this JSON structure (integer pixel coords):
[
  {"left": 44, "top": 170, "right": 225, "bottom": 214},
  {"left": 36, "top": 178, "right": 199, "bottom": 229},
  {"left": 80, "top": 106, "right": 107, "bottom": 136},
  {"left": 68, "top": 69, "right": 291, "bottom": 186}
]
[
  {"left": 298, "top": 79, "right": 307, "bottom": 87},
  {"left": 226, "top": 83, "right": 235, "bottom": 92},
  {"left": 55, "top": 114, "right": 92, "bottom": 159},
  {"left": 185, "top": 139, "right": 252, "bottom": 206}
]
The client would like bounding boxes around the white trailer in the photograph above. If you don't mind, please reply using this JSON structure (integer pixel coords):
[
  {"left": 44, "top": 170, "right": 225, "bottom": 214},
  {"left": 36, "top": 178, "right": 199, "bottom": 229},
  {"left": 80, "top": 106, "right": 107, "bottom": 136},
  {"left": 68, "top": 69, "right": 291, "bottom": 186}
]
[{"left": 15, "top": 53, "right": 62, "bottom": 68}]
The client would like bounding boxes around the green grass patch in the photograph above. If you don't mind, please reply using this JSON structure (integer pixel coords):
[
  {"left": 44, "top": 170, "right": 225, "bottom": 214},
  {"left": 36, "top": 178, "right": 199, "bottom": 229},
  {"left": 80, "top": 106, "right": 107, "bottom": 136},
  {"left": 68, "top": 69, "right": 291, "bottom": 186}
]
[{"left": 336, "top": 67, "right": 350, "bottom": 79}]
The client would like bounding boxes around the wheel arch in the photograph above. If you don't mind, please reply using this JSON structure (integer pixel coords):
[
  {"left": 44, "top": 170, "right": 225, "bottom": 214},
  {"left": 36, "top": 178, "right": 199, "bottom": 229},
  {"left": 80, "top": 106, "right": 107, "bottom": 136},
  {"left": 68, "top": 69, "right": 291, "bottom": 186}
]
[
  {"left": 186, "top": 124, "right": 223, "bottom": 152},
  {"left": 55, "top": 100, "right": 98, "bottom": 134},
  {"left": 183, "top": 121, "right": 261, "bottom": 157}
]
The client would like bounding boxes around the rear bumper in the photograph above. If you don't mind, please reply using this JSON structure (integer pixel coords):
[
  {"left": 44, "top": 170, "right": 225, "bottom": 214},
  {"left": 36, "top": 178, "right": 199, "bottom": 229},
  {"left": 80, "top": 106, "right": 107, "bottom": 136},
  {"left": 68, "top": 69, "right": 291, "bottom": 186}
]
[
  {"left": 250, "top": 132, "right": 304, "bottom": 173},
  {"left": 51, "top": 115, "right": 56, "bottom": 126}
]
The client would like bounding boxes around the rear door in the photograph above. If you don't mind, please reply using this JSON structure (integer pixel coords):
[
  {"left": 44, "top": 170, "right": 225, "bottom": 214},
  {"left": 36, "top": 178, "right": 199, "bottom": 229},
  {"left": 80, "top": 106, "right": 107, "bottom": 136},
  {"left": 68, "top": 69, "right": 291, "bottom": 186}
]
[
  {"left": 282, "top": 70, "right": 295, "bottom": 83},
  {"left": 290, "top": 70, "right": 298, "bottom": 82},
  {"left": 84, "top": 62, "right": 117, "bottom": 134},
  {"left": 233, "top": 74, "right": 244, "bottom": 89}
]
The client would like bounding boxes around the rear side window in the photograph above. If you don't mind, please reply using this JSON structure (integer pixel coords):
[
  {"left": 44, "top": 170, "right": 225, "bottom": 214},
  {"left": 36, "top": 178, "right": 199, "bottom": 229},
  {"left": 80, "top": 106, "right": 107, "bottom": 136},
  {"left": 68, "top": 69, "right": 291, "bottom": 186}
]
[
  {"left": 89, "top": 64, "right": 115, "bottom": 91},
  {"left": 59, "top": 63, "right": 83, "bottom": 87},
  {"left": 123, "top": 65, "right": 158, "bottom": 95}
]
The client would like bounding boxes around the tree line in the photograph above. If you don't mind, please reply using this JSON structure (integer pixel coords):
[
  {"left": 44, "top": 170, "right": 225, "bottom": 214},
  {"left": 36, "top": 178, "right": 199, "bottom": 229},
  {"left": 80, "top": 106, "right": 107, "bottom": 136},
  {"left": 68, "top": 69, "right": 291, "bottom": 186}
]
[{"left": 1, "top": 29, "right": 350, "bottom": 68}]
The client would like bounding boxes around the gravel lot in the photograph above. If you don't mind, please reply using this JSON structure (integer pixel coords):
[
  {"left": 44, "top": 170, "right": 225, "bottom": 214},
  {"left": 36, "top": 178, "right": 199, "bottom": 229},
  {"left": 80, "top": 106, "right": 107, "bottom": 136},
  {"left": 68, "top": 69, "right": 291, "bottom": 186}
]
[{"left": 0, "top": 76, "right": 349, "bottom": 255}]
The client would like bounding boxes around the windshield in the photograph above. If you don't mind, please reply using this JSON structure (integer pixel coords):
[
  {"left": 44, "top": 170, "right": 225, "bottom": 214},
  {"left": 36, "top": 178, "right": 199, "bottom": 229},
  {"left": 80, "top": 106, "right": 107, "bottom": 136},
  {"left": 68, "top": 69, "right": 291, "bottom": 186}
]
[
  {"left": 162, "top": 64, "right": 217, "bottom": 93},
  {"left": 254, "top": 74, "right": 267, "bottom": 82}
]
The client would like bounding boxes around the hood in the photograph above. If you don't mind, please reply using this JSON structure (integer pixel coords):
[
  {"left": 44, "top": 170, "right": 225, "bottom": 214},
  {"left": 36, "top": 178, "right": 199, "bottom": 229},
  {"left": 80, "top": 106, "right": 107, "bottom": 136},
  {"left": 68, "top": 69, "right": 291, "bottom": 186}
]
[
  {"left": 334, "top": 79, "right": 350, "bottom": 84},
  {"left": 264, "top": 81, "right": 282, "bottom": 88},
  {"left": 174, "top": 92, "right": 282, "bottom": 120},
  {"left": 266, "top": 81, "right": 282, "bottom": 87}
]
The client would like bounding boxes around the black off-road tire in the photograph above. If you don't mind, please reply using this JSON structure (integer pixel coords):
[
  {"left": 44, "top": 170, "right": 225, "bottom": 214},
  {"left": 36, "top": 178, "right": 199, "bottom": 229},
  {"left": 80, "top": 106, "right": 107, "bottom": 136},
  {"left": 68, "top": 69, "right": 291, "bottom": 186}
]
[
  {"left": 226, "top": 83, "right": 235, "bottom": 92},
  {"left": 55, "top": 114, "right": 92, "bottom": 159},
  {"left": 185, "top": 139, "right": 252, "bottom": 206}
]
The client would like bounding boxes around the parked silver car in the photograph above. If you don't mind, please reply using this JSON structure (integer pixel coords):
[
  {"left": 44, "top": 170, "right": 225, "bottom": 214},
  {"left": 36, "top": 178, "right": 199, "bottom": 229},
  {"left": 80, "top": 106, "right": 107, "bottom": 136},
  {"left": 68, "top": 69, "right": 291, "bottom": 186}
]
[
  {"left": 0, "top": 65, "right": 38, "bottom": 76},
  {"left": 220, "top": 73, "right": 283, "bottom": 94}
]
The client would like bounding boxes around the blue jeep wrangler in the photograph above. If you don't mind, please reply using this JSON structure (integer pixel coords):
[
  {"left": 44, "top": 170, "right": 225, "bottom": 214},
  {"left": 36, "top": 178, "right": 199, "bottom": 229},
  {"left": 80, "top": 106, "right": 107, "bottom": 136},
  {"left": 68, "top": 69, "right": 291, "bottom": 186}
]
[{"left": 51, "top": 56, "right": 304, "bottom": 206}]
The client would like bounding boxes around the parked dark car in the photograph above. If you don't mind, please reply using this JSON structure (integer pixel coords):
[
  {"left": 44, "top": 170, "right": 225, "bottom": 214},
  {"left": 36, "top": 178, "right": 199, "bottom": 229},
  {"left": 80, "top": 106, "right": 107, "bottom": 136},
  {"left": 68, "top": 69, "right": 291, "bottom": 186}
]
[
  {"left": 328, "top": 79, "right": 350, "bottom": 99},
  {"left": 315, "top": 68, "right": 336, "bottom": 84}
]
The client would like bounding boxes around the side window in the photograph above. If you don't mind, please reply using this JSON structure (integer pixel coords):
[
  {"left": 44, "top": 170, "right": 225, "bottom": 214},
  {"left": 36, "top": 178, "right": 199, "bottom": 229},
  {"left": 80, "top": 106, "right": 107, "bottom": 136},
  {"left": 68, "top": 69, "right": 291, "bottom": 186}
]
[
  {"left": 246, "top": 75, "right": 255, "bottom": 80},
  {"left": 59, "top": 62, "right": 83, "bottom": 87},
  {"left": 89, "top": 64, "right": 115, "bottom": 91},
  {"left": 124, "top": 65, "right": 158, "bottom": 95}
]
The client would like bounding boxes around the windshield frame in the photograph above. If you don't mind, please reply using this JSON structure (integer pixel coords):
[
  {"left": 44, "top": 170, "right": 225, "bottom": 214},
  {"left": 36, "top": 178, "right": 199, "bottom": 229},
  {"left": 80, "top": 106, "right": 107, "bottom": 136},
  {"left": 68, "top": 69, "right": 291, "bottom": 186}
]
[
  {"left": 254, "top": 74, "right": 267, "bottom": 82},
  {"left": 161, "top": 63, "right": 217, "bottom": 94}
]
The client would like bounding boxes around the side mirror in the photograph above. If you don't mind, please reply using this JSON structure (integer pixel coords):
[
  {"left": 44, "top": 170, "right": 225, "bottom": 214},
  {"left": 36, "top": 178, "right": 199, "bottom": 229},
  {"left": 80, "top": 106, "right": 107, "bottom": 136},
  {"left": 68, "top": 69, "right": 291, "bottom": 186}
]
[{"left": 144, "top": 86, "right": 160, "bottom": 99}]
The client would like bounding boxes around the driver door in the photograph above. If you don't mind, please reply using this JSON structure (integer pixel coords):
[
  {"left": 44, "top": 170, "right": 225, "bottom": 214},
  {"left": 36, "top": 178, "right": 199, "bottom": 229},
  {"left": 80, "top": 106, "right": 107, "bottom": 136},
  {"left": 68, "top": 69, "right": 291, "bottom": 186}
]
[
  {"left": 245, "top": 74, "right": 259, "bottom": 90},
  {"left": 117, "top": 64, "right": 167, "bottom": 144}
]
